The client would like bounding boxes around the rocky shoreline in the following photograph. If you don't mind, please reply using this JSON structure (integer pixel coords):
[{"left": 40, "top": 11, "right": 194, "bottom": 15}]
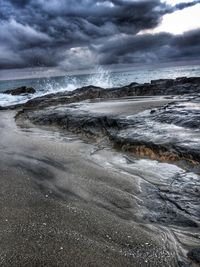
[
  {"left": 3, "top": 86, "right": 36, "bottom": 96},
  {"left": 16, "top": 95, "right": 200, "bottom": 166},
  {"left": 1, "top": 76, "right": 200, "bottom": 111},
  {"left": 14, "top": 77, "right": 200, "bottom": 166},
  {"left": 0, "top": 76, "right": 200, "bottom": 266}
]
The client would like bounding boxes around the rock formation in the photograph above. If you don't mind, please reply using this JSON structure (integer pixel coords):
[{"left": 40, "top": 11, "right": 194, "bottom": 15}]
[{"left": 3, "top": 86, "right": 36, "bottom": 95}]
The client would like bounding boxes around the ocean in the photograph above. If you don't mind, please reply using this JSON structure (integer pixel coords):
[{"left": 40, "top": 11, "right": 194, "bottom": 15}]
[{"left": 0, "top": 64, "right": 200, "bottom": 107}]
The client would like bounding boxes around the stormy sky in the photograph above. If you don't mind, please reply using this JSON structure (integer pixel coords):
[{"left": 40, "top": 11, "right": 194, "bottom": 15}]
[{"left": 0, "top": 0, "right": 200, "bottom": 71}]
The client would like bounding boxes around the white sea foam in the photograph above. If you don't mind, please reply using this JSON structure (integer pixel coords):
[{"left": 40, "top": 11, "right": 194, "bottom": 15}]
[
  {"left": 0, "top": 93, "right": 28, "bottom": 107},
  {"left": 0, "top": 66, "right": 113, "bottom": 107},
  {"left": 86, "top": 66, "right": 113, "bottom": 88}
]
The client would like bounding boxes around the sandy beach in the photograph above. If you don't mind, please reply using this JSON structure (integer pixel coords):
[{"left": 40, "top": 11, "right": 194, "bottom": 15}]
[{"left": 0, "top": 98, "right": 180, "bottom": 266}]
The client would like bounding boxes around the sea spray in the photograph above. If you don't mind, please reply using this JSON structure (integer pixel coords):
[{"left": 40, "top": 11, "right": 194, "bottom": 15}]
[
  {"left": 86, "top": 66, "right": 113, "bottom": 88},
  {"left": 0, "top": 66, "right": 112, "bottom": 107}
]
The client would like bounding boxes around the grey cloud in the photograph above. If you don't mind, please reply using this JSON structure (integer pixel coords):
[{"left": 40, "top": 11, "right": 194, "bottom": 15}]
[
  {"left": 173, "top": 0, "right": 200, "bottom": 11},
  {"left": 96, "top": 29, "right": 200, "bottom": 65},
  {"left": 0, "top": 0, "right": 199, "bottom": 69}
]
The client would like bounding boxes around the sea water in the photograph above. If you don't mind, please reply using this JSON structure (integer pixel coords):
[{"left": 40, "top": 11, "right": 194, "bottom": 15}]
[{"left": 0, "top": 64, "right": 199, "bottom": 107}]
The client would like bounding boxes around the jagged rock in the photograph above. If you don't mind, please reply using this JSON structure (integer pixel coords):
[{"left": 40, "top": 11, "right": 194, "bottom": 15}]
[
  {"left": 16, "top": 94, "right": 200, "bottom": 165},
  {"left": 151, "top": 78, "right": 174, "bottom": 88},
  {"left": 22, "top": 76, "right": 200, "bottom": 109},
  {"left": 3, "top": 86, "right": 36, "bottom": 95},
  {"left": 187, "top": 248, "right": 200, "bottom": 263},
  {"left": 3, "top": 76, "right": 200, "bottom": 110},
  {"left": 14, "top": 78, "right": 200, "bottom": 168}
]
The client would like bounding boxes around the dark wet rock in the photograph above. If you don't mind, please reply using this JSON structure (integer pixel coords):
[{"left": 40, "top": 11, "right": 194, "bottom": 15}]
[
  {"left": 151, "top": 78, "right": 174, "bottom": 88},
  {"left": 3, "top": 86, "right": 36, "bottom": 95},
  {"left": 187, "top": 248, "right": 200, "bottom": 263},
  {"left": 177, "top": 261, "right": 190, "bottom": 267},
  {"left": 1, "top": 76, "right": 199, "bottom": 111},
  {"left": 8, "top": 76, "right": 198, "bottom": 110},
  {"left": 141, "top": 183, "right": 199, "bottom": 227},
  {"left": 21, "top": 85, "right": 104, "bottom": 109},
  {"left": 16, "top": 94, "right": 200, "bottom": 167},
  {"left": 152, "top": 98, "right": 200, "bottom": 129},
  {"left": 176, "top": 77, "right": 200, "bottom": 84}
]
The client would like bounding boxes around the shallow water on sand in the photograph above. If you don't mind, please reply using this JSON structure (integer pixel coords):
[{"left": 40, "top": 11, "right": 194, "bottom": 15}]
[{"left": 0, "top": 110, "right": 199, "bottom": 266}]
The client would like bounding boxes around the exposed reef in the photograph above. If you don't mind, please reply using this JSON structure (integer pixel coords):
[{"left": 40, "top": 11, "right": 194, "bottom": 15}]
[
  {"left": 16, "top": 77, "right": 200, "bottom": 167},
  {"left": 2, "top": 76, "right": 198, "bottom": 110},
  {"left": 31, "top": 77, "right": 199, "bottom": 107},
  {"left": 3, "top": 86, "right": 36, "bottom": 95}
]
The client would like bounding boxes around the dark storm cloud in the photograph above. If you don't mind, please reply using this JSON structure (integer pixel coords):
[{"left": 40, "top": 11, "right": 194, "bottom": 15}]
[
  {"left": 96, "top": 29, "right": 200, "bottom": 65},
  {"left": 170, "top": 29, "right": 200, "bottom": 60},
  {"left": 0, "top": 0, "right": 199, "bottom": 69},
  {"left": 161, "top": 0, "right": 200, "bottom": 15},
  {"left": 173, "top": 0, "right": 200, "bottom": 11}
]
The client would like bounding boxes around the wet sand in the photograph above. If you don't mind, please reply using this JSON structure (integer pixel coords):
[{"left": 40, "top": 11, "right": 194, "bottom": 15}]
[
  {"left": 69, "top": 96, "right": 173, "bottom": 115},
  {"left": 0, "top": 96, "right": 199, "bottom": 266}
]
